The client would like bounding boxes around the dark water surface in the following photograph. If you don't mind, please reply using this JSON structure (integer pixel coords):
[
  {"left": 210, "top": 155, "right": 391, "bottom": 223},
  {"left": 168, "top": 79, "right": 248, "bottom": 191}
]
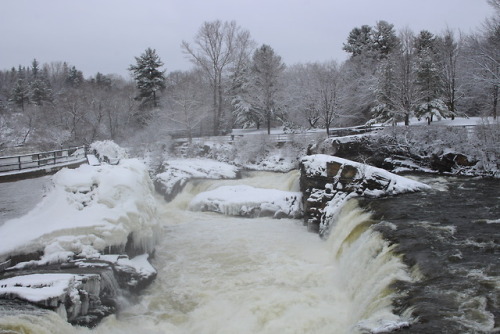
[{"left": 363, "top": 175, "right": 500, "bottom": 333}]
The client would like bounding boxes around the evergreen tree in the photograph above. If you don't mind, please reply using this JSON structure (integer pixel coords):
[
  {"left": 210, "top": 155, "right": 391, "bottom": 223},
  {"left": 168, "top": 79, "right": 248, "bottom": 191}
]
[
  {"left": 414, "top": 30, "right": 453, "bottom": 123},
  {"left": 343, "top": 25, "right": 373, "bottom": 57},
  {"left": 129, "top": 48, "right": 166, "bottom": 111},
  {"left": 250, "top": 44, "right": 286, "bottom": 134},
  {"left": 29, "top": 59, "right": 52, "bottom": 106},
  {"left": 10, "top": 79, "right": 29, "bottom": 110},
  {"left": 372, "top": 21, "right": 399, "bottom": 58},
  {"left": 65, "top": 66, "right": 84, "bottom": 88}
]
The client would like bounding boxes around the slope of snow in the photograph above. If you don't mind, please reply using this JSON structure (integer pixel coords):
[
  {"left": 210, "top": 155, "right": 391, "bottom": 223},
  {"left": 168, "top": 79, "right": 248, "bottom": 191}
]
[
  {"left": 0, "top": 159, "right": 160, "bottom": 263},
  {"left": 188, "top": 185, "right": 302, "bottom": 218}
]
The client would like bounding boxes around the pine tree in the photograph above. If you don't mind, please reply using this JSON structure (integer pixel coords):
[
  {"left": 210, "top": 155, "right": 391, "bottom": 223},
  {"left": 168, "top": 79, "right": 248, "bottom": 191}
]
[
  {"left": 65, "top": 66, "right": 84, "bottom": 88},
  {"left": 372, "top": 21, "right": 399, "bottom": 58},
  {"left": 414, "top": 31, "right": 452, "bottom": 123},
  {"left": 10, "top": 79, "right": 29, "bottom": 110},
  {"left": 29, "top": 59, "right": 52, "bottom": 106},
  {"left": 251, "top": 44, "right": 286, "bottom": 134},
  {"left": 343, "top": 25, "right": 373, "bottom": 57},
  {"left": 129, "top": 48, "right": 166, "bottom": 111}
]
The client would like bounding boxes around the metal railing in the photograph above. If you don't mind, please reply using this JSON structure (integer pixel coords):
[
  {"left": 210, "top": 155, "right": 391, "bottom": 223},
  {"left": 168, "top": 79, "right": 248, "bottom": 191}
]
[
  {"left": 173, "top": 125, "right": 383, "bottom": 145},
  {"left": 0, "top": 146, "right": 87, "bottom": 173}
]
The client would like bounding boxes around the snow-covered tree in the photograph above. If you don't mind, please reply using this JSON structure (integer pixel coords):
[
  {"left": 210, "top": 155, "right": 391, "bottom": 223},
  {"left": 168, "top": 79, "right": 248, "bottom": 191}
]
[
  {"left": 343, "top": 25, "right": 373, "bottom": 57},
  {"left": 10, "top": 78, "right": 29, "bottom": 111},
  {"left": 65, "top": 66, "right": 84, "bottom": 88},
  {"left": 307, "top": 61, "right": 344, "bottom": 135},
  {"left": 414, "top": 30, "right": 453, "bottom": 123},
  {"left": 249, "top": 44, "right": 286, "bottom": 134},
  {"left": 182, "top": 20, "right": 254, "bottom": 135},
  {"left": 372, "top": 21, "right": 399, "bottom": 58},
  {"left": 165, "top": 70, "right": 210, "bottom": 141},
  {"left": 467, "top": 6, "right": 500, "bottom": 119},
  {"left": 436, "top": 29, "right": 464, "bottom": 117},
  {"left": 129, "top": 47, "right": 166, "bottom": 113},
  {"left": 29, "top": 59, "right": 52, "bottom": 106},
  {"left": 370, "top": 56, "right": 400, "bottom": 125}
]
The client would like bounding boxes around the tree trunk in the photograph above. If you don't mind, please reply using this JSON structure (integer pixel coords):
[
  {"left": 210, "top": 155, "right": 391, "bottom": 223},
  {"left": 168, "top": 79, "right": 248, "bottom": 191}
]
[
  {"left": 267, "top": 109, "right": 271, "bottom": 135},
  {"left": 493, "top": 84, "right": 498, "bottom": 120},
  {"left": 212, "top": 77, "right": 218, "bottom": 136}
]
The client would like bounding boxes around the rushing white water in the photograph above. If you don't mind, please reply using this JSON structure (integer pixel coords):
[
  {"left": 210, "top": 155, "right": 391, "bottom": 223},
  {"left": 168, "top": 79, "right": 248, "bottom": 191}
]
[{"left": 0, "top": 171, "right": 412, "bottom": 334}]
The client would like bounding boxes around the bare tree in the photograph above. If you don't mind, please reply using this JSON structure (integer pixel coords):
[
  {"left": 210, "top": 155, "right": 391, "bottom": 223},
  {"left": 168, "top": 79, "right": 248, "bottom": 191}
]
[
  {"left": 165, "top": 70, "right": 210, "bottom": 142},
  {"left": 436, "top": 29, "right": 464, "bottom": 118},
  {"left": 182, "top": 20, "right": 253, "bottom": 135}
]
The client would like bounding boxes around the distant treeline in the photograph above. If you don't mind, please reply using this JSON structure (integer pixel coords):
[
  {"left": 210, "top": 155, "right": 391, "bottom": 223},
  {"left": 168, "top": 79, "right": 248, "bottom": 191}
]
[{"left": 0, "top": 1, "right": 498, "bottom": 149}]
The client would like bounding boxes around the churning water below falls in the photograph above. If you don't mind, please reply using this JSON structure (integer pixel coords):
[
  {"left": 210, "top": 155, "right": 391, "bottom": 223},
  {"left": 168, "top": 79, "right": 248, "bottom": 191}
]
[{"left": 2, "top": 171, "right": 499, "bottom": 334}]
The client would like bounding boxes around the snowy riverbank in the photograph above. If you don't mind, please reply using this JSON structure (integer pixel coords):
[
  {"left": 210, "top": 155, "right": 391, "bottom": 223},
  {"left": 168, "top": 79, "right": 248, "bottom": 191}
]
[{"left": 0, "top": 158, "right": 160, "bottom": 325}]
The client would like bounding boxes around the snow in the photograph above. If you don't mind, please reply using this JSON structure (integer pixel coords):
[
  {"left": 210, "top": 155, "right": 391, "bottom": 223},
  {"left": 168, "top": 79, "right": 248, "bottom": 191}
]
[
  {"left": 86, "top": 154, "right": 100, "bottom": 166},
  {"left": 0, "top": 158, "right": 160, "bottom": 264},
  {"left": 0, "top": 273, "right": 95, "bottom": 307},
  {"left": 155, "top": 158, "right": 239, "bottom": 197},
  {"left": 97, "top": 253, "right": 156, "bottom": 279},
  {"left": 375, "top": 116, "right": 496, "bottom": 127},
  {"left": 188, "top": 185, "right": 302, "bottom": 218},
  {"left": 301, "top": 154, "right": 430, "bottom": 196},
  {"left": 301, "top": 154, "right": 430, "bottom": 235},
  {"left": 90, "top": 140, "right": 128, "bottom": 164}
]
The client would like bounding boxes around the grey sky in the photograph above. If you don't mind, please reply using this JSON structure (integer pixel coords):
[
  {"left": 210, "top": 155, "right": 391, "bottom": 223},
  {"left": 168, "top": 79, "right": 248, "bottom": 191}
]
[{"left": 0, "top": 0, "right": 494, "bottom": 78}]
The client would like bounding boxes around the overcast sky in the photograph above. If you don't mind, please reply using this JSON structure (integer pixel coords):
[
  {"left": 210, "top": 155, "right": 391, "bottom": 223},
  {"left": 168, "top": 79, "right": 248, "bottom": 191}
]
[{"left": 0, "top": 0, "right": 494, "bottom": 78}]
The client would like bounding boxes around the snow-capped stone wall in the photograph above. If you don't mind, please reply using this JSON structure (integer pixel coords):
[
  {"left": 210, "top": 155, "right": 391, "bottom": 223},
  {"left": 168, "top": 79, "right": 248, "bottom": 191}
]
[{"left": 300, "top": 154, "right": 429, "bottom": 236}]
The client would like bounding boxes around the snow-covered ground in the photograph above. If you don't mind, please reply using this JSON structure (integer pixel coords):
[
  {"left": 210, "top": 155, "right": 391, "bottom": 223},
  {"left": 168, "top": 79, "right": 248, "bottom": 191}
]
[{"left": 0, "top": 158, "right": 160, "bottom": 265}]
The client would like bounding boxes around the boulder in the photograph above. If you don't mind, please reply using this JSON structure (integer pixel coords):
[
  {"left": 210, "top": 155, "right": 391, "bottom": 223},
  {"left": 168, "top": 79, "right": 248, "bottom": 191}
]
[{"left": 300, "top": 155, "right": 429, "bottom": 236}]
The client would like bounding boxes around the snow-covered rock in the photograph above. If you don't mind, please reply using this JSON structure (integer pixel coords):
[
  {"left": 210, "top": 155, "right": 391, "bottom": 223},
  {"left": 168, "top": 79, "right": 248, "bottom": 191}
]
[
  {"left": 188, "top": 185, "right": 302, "bottom": 219},
  {"left": 154, "top": 158, "right": 239, "bottom": 201},
  {"left": 300, "top": 154, "right": 429, "bottom": 236}
]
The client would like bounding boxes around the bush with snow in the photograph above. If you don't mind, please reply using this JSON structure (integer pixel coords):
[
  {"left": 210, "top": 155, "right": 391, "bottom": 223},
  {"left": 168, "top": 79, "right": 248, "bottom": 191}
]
[{"left": 90, "top": 140, "right": 129, "bottom": 164}]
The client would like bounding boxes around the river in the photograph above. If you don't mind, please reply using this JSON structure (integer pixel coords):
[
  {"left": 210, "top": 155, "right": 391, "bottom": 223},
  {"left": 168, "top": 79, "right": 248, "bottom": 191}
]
[{"left": 0, "top": 172, "right": 498, "bottom": 333}]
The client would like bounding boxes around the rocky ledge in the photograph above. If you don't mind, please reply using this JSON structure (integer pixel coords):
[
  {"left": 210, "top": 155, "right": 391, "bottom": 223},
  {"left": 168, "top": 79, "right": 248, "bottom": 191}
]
[
  {"left": 0, "top": 250, "right": 156, "bottom": 327},
  {"left": 300, "top": 154, "right": 429, "bottom": 236}
]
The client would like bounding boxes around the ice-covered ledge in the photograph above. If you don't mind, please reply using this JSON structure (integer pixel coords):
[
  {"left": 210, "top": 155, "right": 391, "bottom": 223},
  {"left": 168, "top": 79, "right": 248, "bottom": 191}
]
[
  {"left": 0, "top": 157, "right": 160, "bottom": 327},
  {"left": 300, "top": 154, "right": 429, "bottom": 236}
]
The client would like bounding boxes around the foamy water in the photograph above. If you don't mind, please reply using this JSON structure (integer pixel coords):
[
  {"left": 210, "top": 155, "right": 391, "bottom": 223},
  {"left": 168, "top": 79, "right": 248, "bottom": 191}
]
[{"left": 0, "top": 171, "right": 411, "bottom": 334}]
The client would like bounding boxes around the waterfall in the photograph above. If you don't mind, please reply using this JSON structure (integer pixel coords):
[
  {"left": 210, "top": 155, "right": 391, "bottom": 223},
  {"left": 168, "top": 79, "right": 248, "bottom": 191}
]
[
  {"left": 0, "top": 171, "right": 414, "bottom": 334},
  {"left": 326, "top": 199, "right": 413, "bottom": 332}
]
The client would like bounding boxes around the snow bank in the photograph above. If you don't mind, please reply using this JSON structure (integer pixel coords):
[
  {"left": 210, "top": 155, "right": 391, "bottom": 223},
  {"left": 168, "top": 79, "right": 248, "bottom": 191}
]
[
  {"left": 155, "top": 158, "right": 239, "bottom": 200},
  {"left": 188, "top": 185, "right": 302, "bottom": 219},
  {"left": 0, "top": 273, "right": 83, "bottom": 305},
  {"left": 0, "top": 158, "right": 160, "bottom": 264},
  {"left": 90, "top": 140, "right": 129, "bottom": 164}
]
